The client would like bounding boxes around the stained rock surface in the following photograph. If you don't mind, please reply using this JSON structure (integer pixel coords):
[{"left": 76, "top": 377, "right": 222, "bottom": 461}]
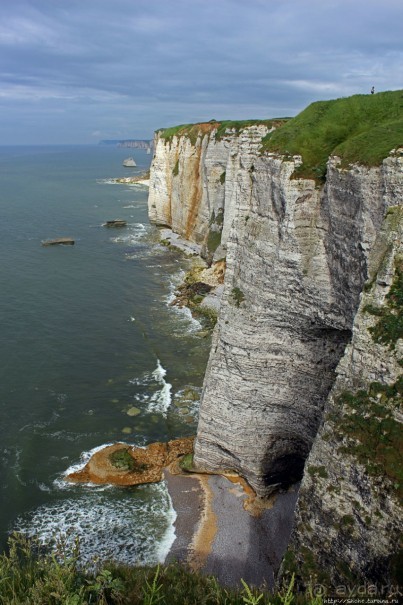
[
  {"left": 66, "top": 437, "right": 194, "bottom": 486},
  {"left": 148, "top": 118, "right": 402, "bottom": 586},
  {"left": 149, "top": 124, "right": 402, "bottom": 498}
]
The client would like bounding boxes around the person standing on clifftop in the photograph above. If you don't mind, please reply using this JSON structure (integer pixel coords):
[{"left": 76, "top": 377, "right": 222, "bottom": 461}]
[{"left": 371, "top": 86, "right": 375, "bottom": 94}]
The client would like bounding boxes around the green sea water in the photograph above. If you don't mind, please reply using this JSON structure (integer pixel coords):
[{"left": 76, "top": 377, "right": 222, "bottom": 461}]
[{"left": 0, "top": 145, "right": 210, "bottom": 564}]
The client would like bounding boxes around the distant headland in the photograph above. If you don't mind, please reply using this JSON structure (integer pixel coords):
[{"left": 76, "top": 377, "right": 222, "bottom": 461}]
[{"left": 99, "top": 139, "right": 153, "bottom": 152}]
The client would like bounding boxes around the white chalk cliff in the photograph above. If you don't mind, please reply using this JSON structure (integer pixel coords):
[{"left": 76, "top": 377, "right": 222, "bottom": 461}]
[{"left": 148, "top": 104, "right": 402, "bottom": 587}]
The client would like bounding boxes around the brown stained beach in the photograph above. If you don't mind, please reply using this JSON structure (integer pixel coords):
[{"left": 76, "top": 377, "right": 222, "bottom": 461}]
[
  {"left": 65, "top": 436, "right": 293, "bottom": 588},
  {"left": 188, "top": 474, "right": 218, "bottom": 570}
]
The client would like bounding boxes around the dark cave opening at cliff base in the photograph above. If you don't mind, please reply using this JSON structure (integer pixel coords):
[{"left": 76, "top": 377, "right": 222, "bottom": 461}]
[
  {"left": 260, "top": 324, "right": 354, "bottom": 491},
  {"left": 263, "top": 453, "right": 306, "bottom": 489}
]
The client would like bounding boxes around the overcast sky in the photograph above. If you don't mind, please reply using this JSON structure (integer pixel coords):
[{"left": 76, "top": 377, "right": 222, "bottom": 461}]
[{"left": 1, "top": 0, "right": 402, "bottom": 144}]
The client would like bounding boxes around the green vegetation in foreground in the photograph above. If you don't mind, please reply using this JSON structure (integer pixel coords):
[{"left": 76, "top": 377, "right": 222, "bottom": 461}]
[
  {"left": 261, "top": 90, "right": 403, "bottom": 181},
  {"left": 0, "top": 533, "right": 328, "bottom": 605},
  {"left": 364, "top": 256, "right": 403, "bottom": 349}
]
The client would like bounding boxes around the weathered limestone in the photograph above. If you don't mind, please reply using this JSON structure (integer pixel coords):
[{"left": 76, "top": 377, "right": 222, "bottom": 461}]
[
  {"left": 284, "top": 206, "right": 402, "bottom": 588},
  {"left": 148, "top": 131, "right": 228, "bottom": 246},
  {"left": 148, "top": 125, "right": 270, "bottom": 261},
  {"left": 194, "top": 152, "right": 402, "bottom": 497},
  {"left": 149, "top": 126, "right": 402, "bottom": 498},
  {"left": 148, "top": 124, "right": 402, "bottom": 584}
]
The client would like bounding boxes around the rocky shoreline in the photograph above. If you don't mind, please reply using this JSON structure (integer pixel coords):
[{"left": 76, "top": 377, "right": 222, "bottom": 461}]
[
  {"left": 65, "top": 437, "right": 194, "bottom": 486},
  {"left": 111, "top": 174, "right": 150, "bottom": 186},
  {"left": 65, "top": 437, "right": 299, "bottom": 587}
]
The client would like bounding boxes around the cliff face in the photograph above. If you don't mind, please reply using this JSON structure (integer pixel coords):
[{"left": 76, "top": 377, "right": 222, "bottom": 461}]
[
  {"left": 148, "top": 119, "right": 402, "bottom": 584},
  {"left": 194, "top": 152, "right": 402, "bottom": 496},
  {"left": 284, "top": 206, "right": 403, "bottom": 587},
  {"left": 148, "top": 124, "right": 271, "bottom": 261}
]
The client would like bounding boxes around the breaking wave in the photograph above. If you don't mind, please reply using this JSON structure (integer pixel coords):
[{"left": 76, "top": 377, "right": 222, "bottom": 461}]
[
  {"left": 148, "top": 360, "right": 172, "bottom": 416},
  {"left": 13, "top": 481, "right": 176, "bottom": 567}
]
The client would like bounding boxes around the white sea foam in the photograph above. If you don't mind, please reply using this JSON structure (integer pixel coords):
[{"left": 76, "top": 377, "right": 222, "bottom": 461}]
[
  {"left": 153, "top": 481, "right": 177, "bottom": 563},
  {"left": 110, "top": 223, "right": 148, "bottom": 246},
  {"left": 164, "top": 275, "right": 202, "bottom": 333},
  {"left": 54, "top": 442, "right": 115, "bottom": 490},
  {"left": 13, "top": 481, "right": 176, "bottom": 567},
  {"left": 127, "top": 361, "right": 173, "bottom": 416},
  {"left": 147, "top": 360, "right": 172, "bottom": 416}
]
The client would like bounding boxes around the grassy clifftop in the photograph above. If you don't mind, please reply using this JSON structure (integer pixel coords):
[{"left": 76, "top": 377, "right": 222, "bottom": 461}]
[
  {"left": 157, "top": 118, "right": 289, "bottom": 145},
  {"left": 261, "top": 89, "right": 403, "bottom": 181},
  {"left": 157, "top": 90, "right": 402, "bottom": 181}
]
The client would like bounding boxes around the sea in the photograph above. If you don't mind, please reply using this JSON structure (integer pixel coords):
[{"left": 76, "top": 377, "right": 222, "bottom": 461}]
[{"left": 0, "top": 145, "right": 211, "bottom": 565}]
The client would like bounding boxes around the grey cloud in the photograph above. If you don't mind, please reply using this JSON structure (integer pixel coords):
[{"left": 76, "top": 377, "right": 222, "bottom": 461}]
[{"left": 0, "top": 0, "right": 402, "bottom": 143}]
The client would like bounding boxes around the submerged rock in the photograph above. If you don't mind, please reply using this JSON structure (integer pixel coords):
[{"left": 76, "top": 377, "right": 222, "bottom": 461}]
[
  {"left": 41, "top": 237, "right": 75, "bottom": 246},
  {"left": 103, "top": 219, "right": 127, "bottom": 228},
  {"left": 126, "top": 406, "right": 141, "bottom": 417}
]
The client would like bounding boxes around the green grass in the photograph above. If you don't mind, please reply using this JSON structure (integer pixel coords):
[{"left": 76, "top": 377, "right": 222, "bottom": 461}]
[
  {"left": 364, "top": 256, "right": 403, "bottom": 349},
  {"left": 334, "top": 378, "right": 403, "bottom": 502},
  {"left": 307, "top": 466, "right": 328, "bottom": 479},
  {"left": 157, "top": 91, "right": 402, "bottom": 181},
  {"left": 0, "top": 533, "right": 326, "bottom": 605},
  {"left": 179, "top": 453, "right": 195, "bottom": 472},
  {"left": 157, "top": 123, "right": 195, "bottom": 141},
  {"left": 193, "top": 305, "right": 218, "bottom": 329},
  {"left": 207, "top": 229, "right": 222, "bottom": 254},
  {"left": 232, "top": 287, "right": 246, "bottom": 307},
  {"left": 260, "top": 90, "right": 403, "bottom": 181},
  {"left": 157, "top": 123, "right": 211, "bottom": 146},
  {"left": 108, "top": 448, "right": 147, "bottom": 473}
]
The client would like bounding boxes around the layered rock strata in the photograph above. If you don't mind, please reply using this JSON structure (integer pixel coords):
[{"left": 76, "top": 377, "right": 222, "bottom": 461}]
[
  {"left": 196, "top": 153, "right": 402, "bottom": 497},
  {"left": 149, "top": 123, "right": 402, "bottom": 584},
  {"left": 149, "top": 126, "right": 402, "bottom": 499},
  {"left": 148, "top": 124, "right": 271, "bottom": 262},
  {"left": 284, "top": 206, "right": 402, "bottom": 588}
]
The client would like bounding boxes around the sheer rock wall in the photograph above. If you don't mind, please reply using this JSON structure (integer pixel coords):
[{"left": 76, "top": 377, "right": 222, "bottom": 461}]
[
  {"left": 283, "top": 205, "right": 403, "bottom": 588},
  {"left": 149, "top": 128, "right": 402, "bottom": 582}
]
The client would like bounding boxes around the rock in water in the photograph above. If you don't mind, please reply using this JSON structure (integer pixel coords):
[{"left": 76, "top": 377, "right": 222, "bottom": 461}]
[
  {"left": 65, "top": 437, "right": 194, "bottom": 486},
  {"left": 41, "top": 237, "right": 75, "bottom": 246},
  {"left": 103, "top": 219, "right": 127, "bottom": 227}
]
